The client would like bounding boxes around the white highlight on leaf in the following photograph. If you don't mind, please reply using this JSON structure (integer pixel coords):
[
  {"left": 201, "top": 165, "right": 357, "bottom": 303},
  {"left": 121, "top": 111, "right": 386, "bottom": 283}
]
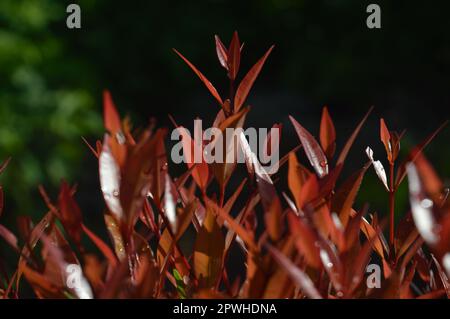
[
  {"left": 443, "top": 253, "right": 450, "bottom": 278},
  {"left": 239, "top": 132, "right": 272, "bottom": 184},
  {"left": 164, "top": 173, "right": 177, "bottom": 232},
  {"left": 365, "top": 146, "right": 389, "bottom": 191},
  {"left": 406, "top": 163, "right": 439, "bottom": 245},
  {"left": 66, "top": 264, "right": 93, "bottom": 299},
  {"left": 99, "top": 139, "right": 123, "bottom": 220},
  {"left": 331, "top": 212, "right": 344, "bottom": 231}
]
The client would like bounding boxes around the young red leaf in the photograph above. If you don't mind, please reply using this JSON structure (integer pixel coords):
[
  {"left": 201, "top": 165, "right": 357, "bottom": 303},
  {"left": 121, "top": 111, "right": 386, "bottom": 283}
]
[
  {"left": 288, "top": 152, "right": 313, "bottom": 210},
  {"left": 395, "top": 121, "right": 448, "bottom": 188},
  {"left": 58, "top": 181, "right": 83, "bottom": 248},
  {"left": 289, "top": 115, "right": 328, "bottom": 178},
  {"left": 263, "top": 123, "right": 282, "bottom": 158},
  {"left": 266, "top": 243, "right": 322, "bottom": 299},
  {"left": 214, "top": 35, "right": 228, "bottom": 70},
  {"left": 380, "top": 118, "right": 392, "bottom": 162},
  {"left": 288, "top": 212, "right": 321, "bottom": 268},
  {"left": 234, "top": 45, "right": 274, "bottom": 112},
  {"left": 332, "top": 163, "right": 370, "bottom": 226},
  {"left": 227, "top": 31, "right": 241, "bottom": 80},
  {"left": 176, "top": 126, "right": 209, "bottom": 191},
  {"left": 103, "top": 90, "right": 122, "bottom": 135},
  {"left": 336, "top": 106, "right": 374, "bottom": 166},
  {"left": 173, "top": 49, "right": 223, "bottom": 106},
  {"left": 320, "top": 106, "right": 336, "bottom": 159},
  {"left": 82, "top": 224, "right": 118, "bottom": 267}
]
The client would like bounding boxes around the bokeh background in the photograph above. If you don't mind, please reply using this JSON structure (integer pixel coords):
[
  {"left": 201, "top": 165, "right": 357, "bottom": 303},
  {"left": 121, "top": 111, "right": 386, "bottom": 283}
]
[{"left": 0, "top": 0, "right": 449, "bottom": 229}]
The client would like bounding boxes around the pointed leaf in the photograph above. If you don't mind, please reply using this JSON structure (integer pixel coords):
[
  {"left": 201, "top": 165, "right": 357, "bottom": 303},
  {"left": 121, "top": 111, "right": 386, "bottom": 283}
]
[
  {"left": 58, "top": 181, "right": 83, "bottom": 247},
  {"left": 336, "top": 106, "right": 373, "bottom": 166},
  {"left": 332, "top": 163, "right": 370, "bottom": 226},
  {"left": 380, "top": 118, "right": 392, "bottom": 162},
  {"left": 214, "top": 35, "right": 228, "bottom": 70},
  {"left": 234, "top": 45, "right": 274, "bottom": 111},
  {"left": 227, "top": 31, "right": 241, "bottom": 80},
  {"left": 173, "top": 49, "right": 223, "bottom": 106},
  {"left": 266, "top": 244, "right": 322, "bottom": 299},
  {"left": 320, "top": 106, "right": 336, "bottom": 159},
  {"left": 103, "top": 90, "right": 122, "bottom": 135},
  {"left": 365, "top": 146, "right": 390, "bottom": 191},
  {"left": 99, "top": 135, "right": 123, "bottom": 221},
  {"left": 289, "top": 115, "right": 328, "bottom": 178}
]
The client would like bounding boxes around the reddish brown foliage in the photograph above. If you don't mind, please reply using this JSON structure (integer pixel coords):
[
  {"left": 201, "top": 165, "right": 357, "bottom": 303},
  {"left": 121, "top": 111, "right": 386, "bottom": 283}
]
[{"left": 0, "top": 33, "right": 449, "bottom": 299}]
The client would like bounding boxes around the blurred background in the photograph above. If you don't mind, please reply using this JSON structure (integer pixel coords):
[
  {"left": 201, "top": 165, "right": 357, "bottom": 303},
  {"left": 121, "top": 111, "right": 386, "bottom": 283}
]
[{"left": 0, "top": 0, "right": 449, "bottom": 228}]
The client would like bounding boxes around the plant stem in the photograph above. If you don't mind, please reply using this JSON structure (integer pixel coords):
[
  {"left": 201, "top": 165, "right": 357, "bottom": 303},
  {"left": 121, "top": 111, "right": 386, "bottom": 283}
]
[{"left": 389, "top": 162, "right": 395, "bottom": 253}]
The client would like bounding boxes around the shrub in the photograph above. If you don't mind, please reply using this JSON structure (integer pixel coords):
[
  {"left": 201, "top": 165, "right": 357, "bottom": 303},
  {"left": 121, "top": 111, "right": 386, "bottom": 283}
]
[{"left": 0, "top": 32, "right": 449, "bottom": 299}]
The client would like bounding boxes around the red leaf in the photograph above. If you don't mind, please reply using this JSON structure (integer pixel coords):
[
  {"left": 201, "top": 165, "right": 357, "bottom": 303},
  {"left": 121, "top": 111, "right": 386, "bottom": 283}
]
[
  {"left": 380, "top": 118, "right": 392, "bottom": 162},
  {"left": 332, "top": 163, "right": 370, "bottom": 226},
  {"left": 103, "top": 90, "right": 122, "bottom": 134},
  {"left": 214, "top": 35, "right": 228, "bottom": 70},
  {"left": 240, "top": 132, "right": 282, "bottom": 241},
  {"left": 320, "top": 106, "right": 336, "bottom": 159},
  {"left": 58, "top": 181, "right": 83, "bottom": 247},
  {"left": 99, "top": 135, "right": 124, "bottom": 221},
  {"left": 288, "top": 212, "right": 321, "bottom": 268},
  {"left": 176, "top": 126, "right": 209, "bottom": 191},
  {"left": 266, "top": 243, "right": 322, "bottom": 299},
  {"left": 395, "top": 121, "right": 448, "bottom": 188},
  {"left": 263, "top": 123, "right": 282, "bottom": 158},
  {"left": 234, "top": 45, "right": 274, "bottom": 112},
  {"left": 288, "top": 152, "right": 313, "bottom": 209},
  {"left": 82, "top": 224, "right": 118, "bottom": 267},
  {"left": 336, "top": 106, "right": 374, "bottom": 166},
  {"left": 289, "top": 115, "right": 328, "bottom": 178},
  {"left": 227, "top": 31, "right": 241, "bottom": 80},
  {"left": 173, "top": 49, "right": 223, "bottom": 106}
]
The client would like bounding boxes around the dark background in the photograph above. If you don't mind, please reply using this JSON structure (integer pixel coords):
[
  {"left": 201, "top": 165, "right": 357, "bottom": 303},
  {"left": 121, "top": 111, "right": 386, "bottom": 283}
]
[{"left": 0, "top": 0, "right": 449, "bottom": 232}]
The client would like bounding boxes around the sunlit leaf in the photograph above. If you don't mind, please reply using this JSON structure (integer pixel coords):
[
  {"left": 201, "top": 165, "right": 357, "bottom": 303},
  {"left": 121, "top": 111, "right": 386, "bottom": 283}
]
[
  {"left": 406, "top": 163, "right": 439, "bottom": 245},
  {"left": 336, "top": 106, "right": 374, "bottom": 166},
  {"left": 289, "top": 115, "right": 328, "bottom": 178},
  {"left": 380, "top": 118, "right": 392, "bottom": 162},
  {"left": 193, "top": 204, "right": 224, "bottom": 288},
  {"left": 228, "top": 31, "right": 241, "bottom": 80},
  {"left": 173, "top": 49, "right": 223, "bottom": 106},
  {"left": 214, "top": 35, "right": 228, "bottom": 70},
  {"left": 99, "top": 135, "right": 123, "bottom": 221},
  {"left": 365, "top": 146, "right": 390, "bottom": 191},
  {"left": 266, "top": 243, "right": 322, "bottom": 299},
  {"left": 234, "top": 45, "right": 274, "bottom": 111},
  {"left": 320, "top": 106, "right": 336, "bottom": 159}
]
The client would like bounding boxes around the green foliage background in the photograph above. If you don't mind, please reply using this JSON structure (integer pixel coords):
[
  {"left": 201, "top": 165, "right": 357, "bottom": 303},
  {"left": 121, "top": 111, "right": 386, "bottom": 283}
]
[{"left": 0, "top": 1, "right": 101, "bottom": 214}]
